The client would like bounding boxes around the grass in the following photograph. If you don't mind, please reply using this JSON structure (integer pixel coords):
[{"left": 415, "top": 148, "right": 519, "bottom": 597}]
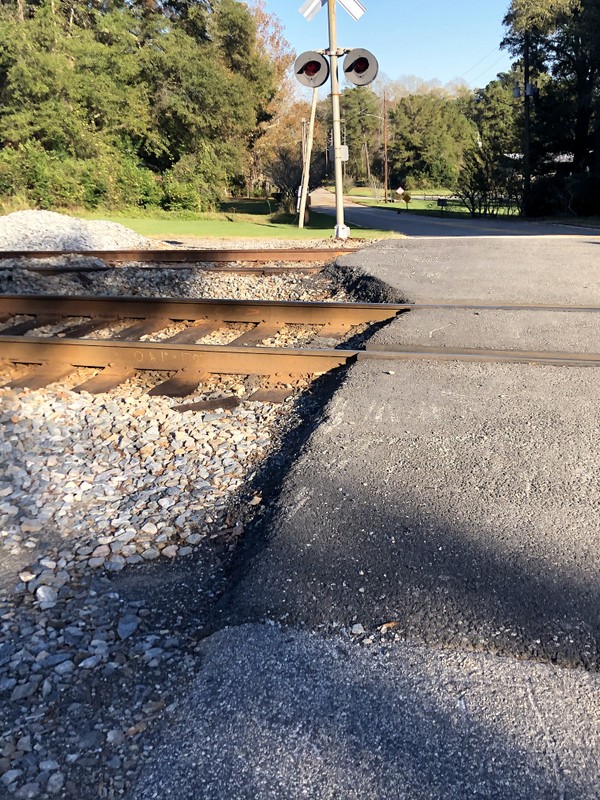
[
  {"left": 352, "top": 196, "right": 522, "bottom": 220},
  {"left": 76, "top": 198, "right": 400, "bottom": 241},
  {"left": 346, "top": 186, "right": 454, "bottom": 198}
]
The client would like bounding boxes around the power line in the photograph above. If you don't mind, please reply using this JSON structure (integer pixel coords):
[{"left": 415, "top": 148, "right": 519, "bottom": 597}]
[
  {"left": 460, "top": 46, "right": 502, "bottom": 78},
  {"left": 470, "top": 53, "right": 512, "bottom": 84}
]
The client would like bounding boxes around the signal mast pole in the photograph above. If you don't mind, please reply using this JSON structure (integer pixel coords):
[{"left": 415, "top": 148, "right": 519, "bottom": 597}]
[{"left": 327, "top": 0, "right": 349, "bottom": 239}]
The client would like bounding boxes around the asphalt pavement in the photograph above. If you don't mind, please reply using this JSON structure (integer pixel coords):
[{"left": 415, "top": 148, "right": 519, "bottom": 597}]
[
  {"left": 128, "top": 234, "right": 600, "bottom": 799},
  {"left": 132, "top": 625, "right": 600, "bottom": 800}
]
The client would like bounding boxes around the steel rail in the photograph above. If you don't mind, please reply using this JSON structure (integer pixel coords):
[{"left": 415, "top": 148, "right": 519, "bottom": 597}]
[
  {"left": 4, "top": 336, "right": 599, "bottom": 379},
  {"left": 363, "top": 343, "right": 600, "bottom": 366},
  {"left": 1, "top": 336, "right": 355, "bottom": 375},
  {"left": 405, "top": 301, "right": 600, "bottom": 313},
  {"left": 0, "top": 248, "right": 349, "bottom": 264},
  {"left": 0, "top": 294, "right": 404, "bottom": 326}
]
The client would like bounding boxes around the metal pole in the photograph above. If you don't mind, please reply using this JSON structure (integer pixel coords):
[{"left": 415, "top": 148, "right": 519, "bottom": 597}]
[
  {"left": 298, "top": 88, "right": 319, "bottom": 229},
  {"left": 327, "top": 0, "right": 349, "bottom": 239},
  {"left": 383, "top": 89, "right": 388, "bottom": 204},
  {"left": 523, "top": 32, "right": 531, "bottom": 217}
]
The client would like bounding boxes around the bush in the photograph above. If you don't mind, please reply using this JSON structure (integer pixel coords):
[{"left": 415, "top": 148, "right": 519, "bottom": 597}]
[
  {"left": 566, "top": 172, "right": 600, "bottom": 216},
  {"left": 0, "top": 143, "right": 231, "bottom": 212},
  {"left": 0, "top": 142, "right": 166, "bottom": 210},
  {"left": 161, "top": 176, "right": 201, "bottom": 211},
  {"left": 342, "top": 175, "right": 355, "bottom": 194},
  {"left": 526, "top": 175, "right": 569, "bottom": 217}
]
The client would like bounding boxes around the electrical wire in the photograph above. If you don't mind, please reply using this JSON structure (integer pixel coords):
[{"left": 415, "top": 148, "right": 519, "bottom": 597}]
[
  {"left": 460, "top": 46, "right": 502, "bottom": 78},
  {"left": 470, "top": 53, "right": 512, "bottom": 84}
]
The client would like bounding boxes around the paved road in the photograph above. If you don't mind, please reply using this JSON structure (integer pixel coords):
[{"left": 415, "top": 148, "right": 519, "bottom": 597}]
[
  {"left": 129, "top": 235, "right": 600, "bottom": 799},
  {"left": 132, "top": 625, "right": 600, "bottom": 800},
  {"left": 310, "top": 187, "right": 600, "bottom": 238}
]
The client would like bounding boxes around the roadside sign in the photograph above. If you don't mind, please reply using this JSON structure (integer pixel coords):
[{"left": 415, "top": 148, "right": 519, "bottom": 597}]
[
  {"left": 299, "top": 0, "right": 366, "bottom": 21},
  {"left": 328, "top": 144, "right": 349, "bottom": 162}
]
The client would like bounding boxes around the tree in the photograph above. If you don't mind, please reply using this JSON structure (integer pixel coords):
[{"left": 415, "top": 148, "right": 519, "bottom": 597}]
[
  {"left": 388, "top": 94, "right": 476, "bottom": 189},
  {"left": 0, "top": 0, "right": 279, "bottom": 210},
  {"left": 263, "top": 144, "right": 324, "bottom": 213},
  {"left": 339, "top": 87, "right": 382, "bottom": 183},
  {"left": 508, "top": 0, "right": 580, "bottom": 31},
  {"left": 503, "top": 0, "right": 600, "bottom": 214}
]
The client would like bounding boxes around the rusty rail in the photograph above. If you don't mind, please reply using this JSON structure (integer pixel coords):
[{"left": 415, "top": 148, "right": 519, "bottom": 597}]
[
  {"left": 1, "top": 336, "right": 354, "bottom": 374},
  {"left": 0, "top": 294, "right": 404, "bottom": 326},
  {"left": 0, "top": 248, "right": 349, "bottom": 264}
]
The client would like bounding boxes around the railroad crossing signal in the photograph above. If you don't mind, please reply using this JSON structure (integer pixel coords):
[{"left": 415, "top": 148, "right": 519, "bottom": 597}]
[
  {"left": 343, "top": 48, "right": 378, "bottom": 85},
  {"left": 299, "top": 0, "right": 366, "bottom": 21},
  {"left": 294, "top": 48, "right": 378, "bottom": 88},
  {"left": 298, "top": 0, "right": 372, "bottom": 239},
  {"left": 294, "top": 51, "right": 330, "bottom": 88}
]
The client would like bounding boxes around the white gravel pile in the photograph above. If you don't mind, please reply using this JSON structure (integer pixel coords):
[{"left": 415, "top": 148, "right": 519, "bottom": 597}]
[{"left": 0, "top": 210, "right": 152, "bottom": 251}]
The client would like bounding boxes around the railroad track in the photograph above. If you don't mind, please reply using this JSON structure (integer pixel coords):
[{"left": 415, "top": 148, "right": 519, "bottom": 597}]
[
  {"left": 0, "top": 248, "right": 348, "bottom": 274},
  {"left": 0, "top": 293, "right": 402, "bottom": 397},
  {"left": 1, "top": 295, "right": 599, "bottom": 400}
]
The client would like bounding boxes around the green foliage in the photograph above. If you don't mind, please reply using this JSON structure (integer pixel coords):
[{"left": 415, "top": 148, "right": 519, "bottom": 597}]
[
  {"left": 389, "top": 94, "right": 477, "bottom": 189},
  {"left": 508, "top": 0, "right": 581, "bottom": 32},
  {"left": 457, "top": 144, "right": 522, "bottom": 217},
  {"left": 0, "top": 0, "right": 277, "bottom": 210},
  {"left": 502, "top": 0, "right": 600, "bottom": 216},
  {"left": 340, "top": 88, "right": 382, "bottom": 183}
]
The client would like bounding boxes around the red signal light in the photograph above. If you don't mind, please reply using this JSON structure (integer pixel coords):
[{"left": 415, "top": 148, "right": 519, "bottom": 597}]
[
  {"left": 303, "top": 60, "right": 322, "bottom": 78},
  {"left": 294, "top": 51, "right": 330, "bottom": 87},
  {"left": 343, "top": 48, "right": 378, "bottom": 86},
  {"left": 353, "top": 57, "right": 369, "bottom": 75}
]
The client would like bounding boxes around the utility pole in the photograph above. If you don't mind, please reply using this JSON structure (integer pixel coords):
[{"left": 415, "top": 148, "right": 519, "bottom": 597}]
[
  {"left": 523, "top": 31, "right": 532, "bottom": 216},
  {"left": 383, "top": 89, "right": 388, "bottom": 204},
  {"left": 297, "top": 0, "right": 376, "bottom": 238},
  {"left": 327, "top": 0, "right": 350, "bottom": 239},
  {"left": 298, "top": 88, "right": 319, "bottom": 229}
]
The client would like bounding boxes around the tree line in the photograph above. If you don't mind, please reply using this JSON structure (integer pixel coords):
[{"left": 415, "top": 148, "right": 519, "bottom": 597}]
[
  {"left": 0, "top": 0, "right": 284, "bottom": 211},
  {"left": 279, "top": 0, "right": 598, "bottom": 218},
  {"left": 0, "top": 0, "right": 597, "bottom": 218}
]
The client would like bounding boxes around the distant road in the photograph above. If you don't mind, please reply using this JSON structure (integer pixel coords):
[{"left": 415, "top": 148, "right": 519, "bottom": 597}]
[{"left": 310, "top": 188, "right": 600, "bottom": 238}]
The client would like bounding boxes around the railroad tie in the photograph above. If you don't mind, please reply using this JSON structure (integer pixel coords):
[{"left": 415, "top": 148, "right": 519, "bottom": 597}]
[
  {"left": 58, "top": 318, "right": 115, "bottom": 338},
  {"left": 228, "top": 322, "right": 281, "bottom": 346},
  {"left": 73, "top": 365, "right": 137, "bottom": 393},
  {"left": 148, "top": 368, "right": 211, "bottom": 397},
  {"left": 112, "top": 317, "right": 171, "bottom": 341},
  {"left": 165, "top": 320, "right": 220, "bottom": 344},
  {"left": 4, "top": 363, "right": 74, "bottom": 390},
  {"left": 0, "top": 316, "right": 59, "bottom": 336}
]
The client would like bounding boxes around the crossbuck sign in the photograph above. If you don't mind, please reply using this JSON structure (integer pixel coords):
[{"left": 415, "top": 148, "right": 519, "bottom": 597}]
[{"left": 299, "top": 0, "right": 366, "bottom": 21}]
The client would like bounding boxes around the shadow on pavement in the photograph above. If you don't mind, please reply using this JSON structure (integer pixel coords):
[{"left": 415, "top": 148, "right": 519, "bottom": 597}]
[{"left": 128, "top": 623, "right": 597, "bottom": 800}]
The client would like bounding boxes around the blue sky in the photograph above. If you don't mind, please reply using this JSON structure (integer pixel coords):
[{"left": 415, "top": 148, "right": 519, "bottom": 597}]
[{"left": 262, "top": 0, "right": 514, "bottom": 88}]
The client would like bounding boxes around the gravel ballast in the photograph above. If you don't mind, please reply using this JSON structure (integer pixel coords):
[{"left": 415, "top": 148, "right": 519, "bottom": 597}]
[{"left": 0, "top": 214, "right": 370, "bottom": 798}]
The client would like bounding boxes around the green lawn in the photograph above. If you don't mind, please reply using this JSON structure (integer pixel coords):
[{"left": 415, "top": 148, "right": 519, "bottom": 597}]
[
  {"left": 77, "top": 199, "right": 401, "bottom": 241},
  {"left": 352, "top": 196, "right": 522, "bottom": 220},
  {"left": 346, "top": 186, "right": 454, "bottom": 198}
]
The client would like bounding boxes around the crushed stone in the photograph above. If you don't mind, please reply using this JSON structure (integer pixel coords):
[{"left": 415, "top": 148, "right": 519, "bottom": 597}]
[{"left": 0, "top": 211, "right": 152, "bottom": 251}]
